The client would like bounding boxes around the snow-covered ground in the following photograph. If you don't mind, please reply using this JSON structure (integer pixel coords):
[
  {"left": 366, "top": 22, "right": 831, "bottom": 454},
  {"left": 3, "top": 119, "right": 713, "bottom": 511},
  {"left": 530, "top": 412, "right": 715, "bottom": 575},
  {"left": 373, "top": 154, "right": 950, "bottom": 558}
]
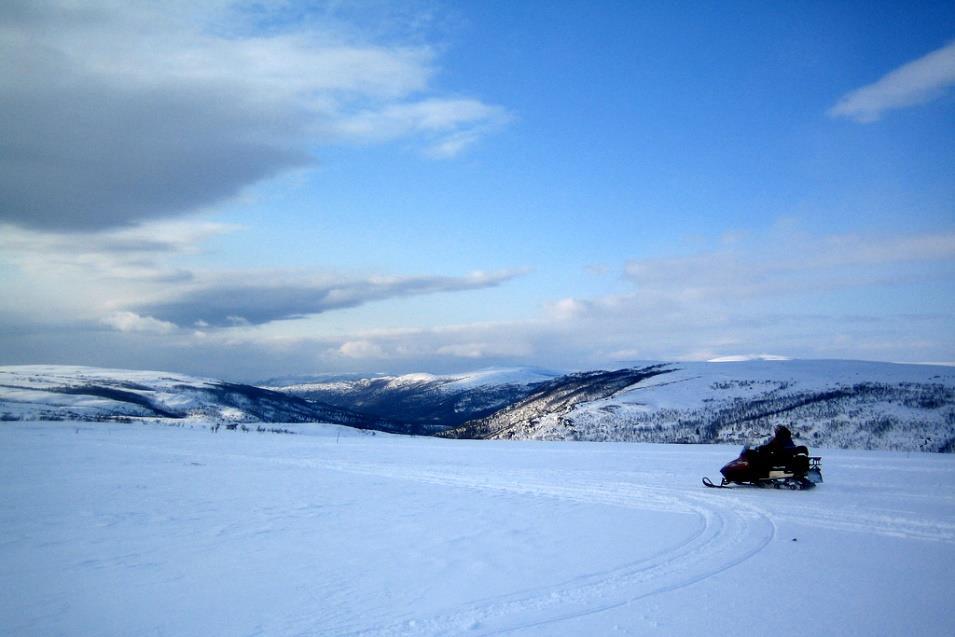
[{"left": 2, "top": 422, "right": 953, "bottom": 636}]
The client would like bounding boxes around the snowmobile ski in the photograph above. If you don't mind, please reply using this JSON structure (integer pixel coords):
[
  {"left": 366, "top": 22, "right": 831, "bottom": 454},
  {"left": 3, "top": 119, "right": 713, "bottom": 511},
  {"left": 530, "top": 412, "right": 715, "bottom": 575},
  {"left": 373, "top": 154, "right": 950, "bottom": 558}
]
[{"left": 703, "top": 474, "right": 814, "bottom": 490}]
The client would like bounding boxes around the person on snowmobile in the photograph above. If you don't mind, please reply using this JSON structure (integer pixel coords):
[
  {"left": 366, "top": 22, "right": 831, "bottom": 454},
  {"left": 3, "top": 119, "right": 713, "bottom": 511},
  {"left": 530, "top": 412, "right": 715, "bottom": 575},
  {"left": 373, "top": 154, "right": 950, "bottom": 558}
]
[
  {"left": 755, "top": 425, "right": 797, "bottom": 472},
  {"left": 704, "top": 424, "right": 821, "bottom": 488},
  {"left": 764, "top": 425, "right": 796, "bottom": 453}
]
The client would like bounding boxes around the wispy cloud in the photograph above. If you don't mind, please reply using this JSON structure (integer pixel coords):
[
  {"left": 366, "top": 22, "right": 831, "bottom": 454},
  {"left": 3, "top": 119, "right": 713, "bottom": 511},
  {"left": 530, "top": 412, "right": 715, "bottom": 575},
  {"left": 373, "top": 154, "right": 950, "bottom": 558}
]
[
  {"left": 0, "top": 219, "right": 527, "bottom": 338},
  {"left": 319, "top": 321, "right": 540, "bottom": 364},
  {"left": 829, "top": 40, "right": 955, "bottom": 122},
  {"left": 326, "top": 98, "right": 510, "bottom": 158},
  {"left": 0, "top": 1, "right": 508, "bottom": 231},
  {"left": 3, "top": 212, "right": 951, "bottom": 375},
  {"left": 0, "top": 221, "right": 235, "bottom": 281},
  {"left": 0, "top": 219, "right": 242, "bottom": 327},
  {"left": 621, "top": 231, "right": 955, "bottom": 305},
  {"left": 131, "top": 270, "right": 527, "bottom": 328}
]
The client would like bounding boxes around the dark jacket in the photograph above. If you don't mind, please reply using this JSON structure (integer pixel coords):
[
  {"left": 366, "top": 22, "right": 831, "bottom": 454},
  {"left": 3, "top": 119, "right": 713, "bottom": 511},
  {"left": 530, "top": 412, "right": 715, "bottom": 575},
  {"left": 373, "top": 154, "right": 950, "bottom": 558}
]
[{"left": 764, "top": 427, "right": 795, "bottom": 452}]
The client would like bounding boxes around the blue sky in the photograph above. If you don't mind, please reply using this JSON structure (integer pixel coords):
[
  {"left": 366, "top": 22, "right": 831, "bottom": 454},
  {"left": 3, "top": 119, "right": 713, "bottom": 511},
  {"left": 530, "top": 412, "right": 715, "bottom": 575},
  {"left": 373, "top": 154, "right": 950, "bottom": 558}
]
[{"left": 1, "top": 0, "right": 953, "bottom": 380}]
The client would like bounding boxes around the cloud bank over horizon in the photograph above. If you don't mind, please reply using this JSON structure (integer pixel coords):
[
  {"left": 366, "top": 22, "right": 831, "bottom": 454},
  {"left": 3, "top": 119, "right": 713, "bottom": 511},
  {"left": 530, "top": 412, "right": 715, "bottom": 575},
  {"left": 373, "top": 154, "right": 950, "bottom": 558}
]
[{"left": 3, "top": 217, "right": 951, "bottom": 380}]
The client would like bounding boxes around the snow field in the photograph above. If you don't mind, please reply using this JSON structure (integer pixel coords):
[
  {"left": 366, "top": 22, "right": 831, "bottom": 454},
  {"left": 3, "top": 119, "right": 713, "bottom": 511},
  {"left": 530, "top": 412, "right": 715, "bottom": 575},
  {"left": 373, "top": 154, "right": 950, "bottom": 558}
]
[{"left": 1, "top": 422, "right": 953, "bottom": 636}]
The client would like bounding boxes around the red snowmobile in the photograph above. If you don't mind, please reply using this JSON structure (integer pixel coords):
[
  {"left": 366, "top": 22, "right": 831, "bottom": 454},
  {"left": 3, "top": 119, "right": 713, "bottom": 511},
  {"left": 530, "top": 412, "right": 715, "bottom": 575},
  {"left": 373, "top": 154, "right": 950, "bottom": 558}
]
[{"left": 703, "top": 443, "right": 823, "bottom": 490}]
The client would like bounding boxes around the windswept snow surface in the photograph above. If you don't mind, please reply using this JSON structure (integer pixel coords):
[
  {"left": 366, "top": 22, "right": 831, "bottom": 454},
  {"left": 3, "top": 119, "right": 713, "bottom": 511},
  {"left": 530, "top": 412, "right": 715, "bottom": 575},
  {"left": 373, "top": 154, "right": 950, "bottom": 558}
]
[{"left": 2, "top": 423, "right": 954, "bottom": 636}]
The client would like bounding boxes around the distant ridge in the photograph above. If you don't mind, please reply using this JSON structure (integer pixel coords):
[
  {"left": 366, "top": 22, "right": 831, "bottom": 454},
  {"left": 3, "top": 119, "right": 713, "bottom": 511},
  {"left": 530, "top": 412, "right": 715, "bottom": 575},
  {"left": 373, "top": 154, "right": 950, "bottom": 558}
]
[
  {"left": 436, "top": 360, "right": 955, "bottom": 452},
  {"left": 436, "top": 366, "right": 671, "bottom": 440},
  {"left": 0, "top": 365, "right": 404, "bottom": 432},
  {"left": 3, "top": 361, "right": 954, "bottom": 451},
  {"left": 267, "top": 367, "right": 562, "bottom": 432}
]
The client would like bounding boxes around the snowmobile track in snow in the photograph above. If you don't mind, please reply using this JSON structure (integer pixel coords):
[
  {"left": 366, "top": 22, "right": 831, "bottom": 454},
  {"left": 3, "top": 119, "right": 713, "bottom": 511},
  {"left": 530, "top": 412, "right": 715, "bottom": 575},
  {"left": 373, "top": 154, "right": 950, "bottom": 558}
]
[
  {"left": 103, "top": 442, "right": 780, "bottom": 636},
  {"left": 104, "top": 439, "right": 955, "bottom": 635},
  {"left": 299, "top": 459, "right": 778, "bottom": 637}
]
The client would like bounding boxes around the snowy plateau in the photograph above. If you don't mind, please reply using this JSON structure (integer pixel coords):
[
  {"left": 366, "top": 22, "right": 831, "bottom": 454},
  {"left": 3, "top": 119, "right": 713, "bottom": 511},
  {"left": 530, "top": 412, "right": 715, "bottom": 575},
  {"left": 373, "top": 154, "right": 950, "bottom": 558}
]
[
  {"left": 1, "top": 422, "right": 953, "bottom": 636},
  {"left": 1, "top": 362, "right": 955, "bottom": 636}
]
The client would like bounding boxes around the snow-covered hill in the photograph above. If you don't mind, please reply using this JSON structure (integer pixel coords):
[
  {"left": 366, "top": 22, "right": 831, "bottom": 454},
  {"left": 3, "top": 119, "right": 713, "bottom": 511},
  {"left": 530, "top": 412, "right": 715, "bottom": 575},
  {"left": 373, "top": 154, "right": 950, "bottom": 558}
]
[
  {"left": 446, "top": 360, "right": 955, "bottom": 452},
  {"left": 438, "top": 366, "right": 672, "bottom": 439},
  {"left": 268, "top": 367, "right": 562, "bottom": 432},
  {"left": 0, "top": 365, "right": 398, "bottom": 430},
  {"left": 4, "top": 361, "right": 954, "bottom": 451}
]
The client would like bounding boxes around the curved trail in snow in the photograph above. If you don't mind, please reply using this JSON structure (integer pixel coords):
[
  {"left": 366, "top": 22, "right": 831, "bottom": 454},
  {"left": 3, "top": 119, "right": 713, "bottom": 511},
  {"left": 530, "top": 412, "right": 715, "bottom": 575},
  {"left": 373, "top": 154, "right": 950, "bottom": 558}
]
[
  {"left": 102, "top": 440, "right": 780, "bottom": 635},
  {"left": 298, "top": 460, "right": 778, "bottom": 637},
  {"left": 768, "top": 501, "right": 955, "bottom": 543}
]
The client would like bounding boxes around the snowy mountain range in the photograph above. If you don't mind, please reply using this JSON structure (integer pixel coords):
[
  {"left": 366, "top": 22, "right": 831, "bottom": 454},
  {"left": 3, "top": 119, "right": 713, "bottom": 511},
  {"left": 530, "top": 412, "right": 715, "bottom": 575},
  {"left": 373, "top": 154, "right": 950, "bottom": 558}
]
[
  {"left": 265, "top": 367, "right": 562, "bottom": 433},
  {"left": 0, "top": 365, "right": 402, "bottom": 432},
  {"left": 275, "top": 361, "right": 955, "bottom": 452},
  {"left": 438, "top": 360, "right": 955, "bottom": 452},
  {"left": 2, "top": 360, "right": 954, "bottom": 451}
]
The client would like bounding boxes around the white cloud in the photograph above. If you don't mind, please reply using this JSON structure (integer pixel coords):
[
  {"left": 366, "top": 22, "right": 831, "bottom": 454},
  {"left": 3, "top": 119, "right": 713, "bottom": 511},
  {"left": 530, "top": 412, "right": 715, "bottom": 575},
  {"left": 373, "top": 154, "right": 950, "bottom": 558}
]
[
  {"left": 0, "top": 1, "right": 508, "bottom": 230},
  {"left": 338, "top": 340, "right": 386, "bottom": 359},
  {"left": 621, "top": 230, "right": 955, "bottom": 306},
  {"left": 326, "top": 98, "right": 510, "bottom": 158},
  {"left": 550, "top": 298, "right": 590, "bottom": 320},
  {"left": 192, "top": 228, "right": 950, "bottom": 372},
  {"left": 435, "top": 341, "right": 533, "bottom": 359},
  {"left": 0, "top": 219, "right": 243, "bottom": 326},
  {"left": 102, "top": 312, "right": 176, "bottom": 334},
  {"left": 2, "top": 220, "right": 952, "bottom": 377},
  {"left": 0, "top": 216, "right": 528, "bottom": 341},
  {"left": 424, "top": 130, "right": 485, "bottom": 159},
  {"left": 815, "top": 233, "right": 955, "bottom": 266},
  {"left": 829, "top": 41, "right": 955, "bottom": 122},
  {"left": 0, "top": 220, "right": 237, "bottom": 281},
  {"left": 329, "top": 99, "right": 503, "bottom": 137}
]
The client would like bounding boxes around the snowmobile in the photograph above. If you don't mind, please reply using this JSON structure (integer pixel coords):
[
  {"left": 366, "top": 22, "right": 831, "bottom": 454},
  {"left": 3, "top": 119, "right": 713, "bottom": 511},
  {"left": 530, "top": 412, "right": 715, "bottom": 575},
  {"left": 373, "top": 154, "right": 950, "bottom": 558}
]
[{"left": 703, "top": 444, "right": 823, "bottom": 490}]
